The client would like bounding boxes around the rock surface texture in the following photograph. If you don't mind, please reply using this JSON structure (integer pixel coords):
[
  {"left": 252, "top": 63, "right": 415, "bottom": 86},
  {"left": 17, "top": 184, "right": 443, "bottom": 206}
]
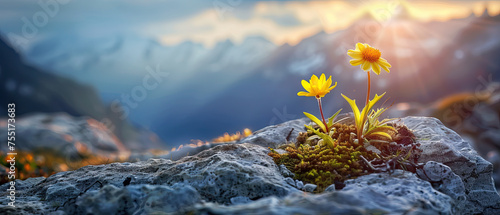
[
  {"left": 403, "top": 117, "right": 500, "bottom": 214},
  {"left": 1, "top": 117, "right": 499, "bottom": 214}
]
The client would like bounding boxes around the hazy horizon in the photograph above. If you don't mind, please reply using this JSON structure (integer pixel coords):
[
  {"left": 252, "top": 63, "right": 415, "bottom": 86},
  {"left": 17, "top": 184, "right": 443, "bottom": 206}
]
[{"left": 1, "top": 0, "right": 499, "bottom": 51}]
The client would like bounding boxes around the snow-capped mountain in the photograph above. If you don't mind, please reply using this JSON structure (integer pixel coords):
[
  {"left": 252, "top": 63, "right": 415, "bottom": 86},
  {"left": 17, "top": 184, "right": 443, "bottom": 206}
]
[
  {"left": 23, "top": 34, "right": 275, "bottom": 92},
  {"left": 0, "top": 36, "right": 165, "bottom": 151},
  {"left": 5, "top": 10, "right": 500, "bottom": 145}
]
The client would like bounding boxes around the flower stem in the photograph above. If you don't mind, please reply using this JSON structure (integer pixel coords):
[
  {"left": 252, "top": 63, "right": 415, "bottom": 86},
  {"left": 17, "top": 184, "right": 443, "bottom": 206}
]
[
  {"left": 366, "top": 71, "right": 371, "bottom": 107},
  {"left": 359, "top": 71, "right": 371, "bottom": 140},
  {"left": 317, "top": 98, "right": 329, "bottom": 133}
]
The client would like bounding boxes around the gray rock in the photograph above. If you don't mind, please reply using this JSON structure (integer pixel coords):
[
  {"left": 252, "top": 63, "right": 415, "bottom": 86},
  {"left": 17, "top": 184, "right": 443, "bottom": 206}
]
[
  {"left": 324, "top": 184, "right": 336, "bottom": 192},
  {"left": 295, "top": 180, "right": 304, "bottom": 190},
  {"left": 403, "top": 116, "right": 500, "bottom": 214},
  {"left": 69, "top": 184, "right": 200, "bottom": 215},
  {"left": 46, "top": 182, "right": 81, "bottom": 206},
  {"left": 153, "top": 118, "right": 313, "bottom": 161},
  {"left": 417, "top": 161, "right": 467, "bottom": 211},
  {"left": 2, "top": 117, "right": 500, "bottom": 214},
  {"left": 0, "top": 113, "right": 129, "bottom": 159},
  {"left": 158, "top": 143, "right": 219, "bottom": 161},
  {"left": 388, "top": 88, "right": 500, "bottom": 190},
  {"left": 284, "top": 177, "right": 296, "bottom": 186},
  {"left": 152, "top": 144, "right": 299, "bottom": 204},
  {"left": 341, "top": 170, "right": 453, "bottom": 214},
  {"left": 0, "top": 143, "right": 297, "bottom": 213},
  {"left": 0, "top": 177, "right": 49, "bottom": 214},
  {"left": 279, "top": 164, "right": 295, "bottom": 177},
  {"left": 303, "top": 184, "right": 317, "bottom": 192},
  {"left": 191, "top": 171, "right": 453, "bottom": 214},
  {"left": 230, "top": 196, "right": 252, "bottom": 205},
  {"left": 238, "top": 118, "right": 310, "bottom": 148}
]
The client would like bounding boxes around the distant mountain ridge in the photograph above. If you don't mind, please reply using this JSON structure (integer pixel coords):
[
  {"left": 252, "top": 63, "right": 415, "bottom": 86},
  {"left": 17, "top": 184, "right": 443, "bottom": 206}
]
[
  {"left": 3, "top": 11, "right": 500, "bottom": 145},
  {"left": 0, "top": 36, "right": 165, "bottom": 151}
]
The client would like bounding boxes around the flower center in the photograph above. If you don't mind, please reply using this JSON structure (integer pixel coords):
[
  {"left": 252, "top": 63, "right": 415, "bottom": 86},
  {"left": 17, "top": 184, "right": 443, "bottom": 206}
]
[{"left": 362, "top": 47, "right": 381, "bottom": 62}]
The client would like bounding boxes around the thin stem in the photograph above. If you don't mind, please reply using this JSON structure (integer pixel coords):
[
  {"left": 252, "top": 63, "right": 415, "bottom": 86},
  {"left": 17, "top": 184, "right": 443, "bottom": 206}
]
[
  {"left": 359, "top": 71, "right": 371, "bottom": 140},
  {"left": 366, "top": 71, "right": 371, "bottom": 107},
  {"left": 317, "top": 98, "right": 329, "bottom": 133}
]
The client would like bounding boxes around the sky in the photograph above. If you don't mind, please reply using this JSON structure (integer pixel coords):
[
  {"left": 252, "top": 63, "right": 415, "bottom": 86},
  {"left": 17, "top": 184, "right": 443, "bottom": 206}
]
[{"left": 0, "top": 0, "right": 499, "bottom": 49}]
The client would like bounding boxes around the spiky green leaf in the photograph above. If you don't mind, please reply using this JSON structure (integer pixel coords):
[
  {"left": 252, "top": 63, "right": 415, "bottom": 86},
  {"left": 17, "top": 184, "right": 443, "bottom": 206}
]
[
  {"left": 367, "top": 131, "right": 392, "bottom": 140},
  {"left": 303, "top": 112, "right": 326, "bottom": 133},
  {"left": 327, "top": 109, "right": 343, "bottom": 128}
]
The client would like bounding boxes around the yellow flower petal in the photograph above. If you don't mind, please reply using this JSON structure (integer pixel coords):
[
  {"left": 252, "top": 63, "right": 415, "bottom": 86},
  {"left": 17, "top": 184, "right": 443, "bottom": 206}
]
[
  {"left": 319, "top": 74, "right": 326, "bottom": 86},
  {"left": 297, "top": 73, "right": 337, "bottom": 98},
  {"left": 362, "top": 60, "right": 371, "bottom": 71},
  {"left": 301, "top": 80, "right": 311, "bottom": 92},
  {"left": 310, "top": 75, "right": 319, "bottom": 93},
  {"left": 319, "top": 76, "right": 330, "bottom": 92},
  {"left": 325, "top": 76, "right": 332, "bottom": 89},
  {"left": 379, "top": 63, "right": 390, "bottom": 73},
  {"left": 311, "top": 74, "right": 318, "bottom": 86},
  {"left": 377, "top": 58, "right": 391, "bottom": 68},
  {"left": 372, "top": 62, "right": 381, "bottom": 75},
  {"left": 347, "top": 50, "right": 363, "bottom": 59},
  {"left": 377, "top": 58, "right": 391, "bottom": 73},
  {"left": 350, "top": 59, "right": 364, "bottom": 66},
  {"left": 347, "top": 43, "right": 391, "bottom": 76},
  {"left": 297, "top": 91, "right": 310, "bottom": 96},
  {"left": 356, "top": 43, "right": 365, "bottom": 52},
  {"left": 328, "top": 82, "right": 337, "bottom": 91}
]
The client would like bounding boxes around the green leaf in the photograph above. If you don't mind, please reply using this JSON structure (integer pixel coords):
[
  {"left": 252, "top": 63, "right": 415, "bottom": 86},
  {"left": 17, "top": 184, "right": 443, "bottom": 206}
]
[
  {"left": 305, "top": 125, "right": 336, "bottom": 148},
  {"left": 367, "top": 131, "right": 392, "bottom": 140},
  {"left": 343, "top": 93, "right": 387, "bottom": 141},
  {"left": 360, "top": 93, "right": 386, "bottom": 123},
  {"left": 365, "top": 125, "right": 397, "bottom": 136},
  {"left": 303, "top": 112, "right": 326, "bottom": 133},
  {"left": 341, "top": 94, "right": 361, "bottom": 129},
  {"left": 327, "top": 109, "right": 343, "bottom": 128}
]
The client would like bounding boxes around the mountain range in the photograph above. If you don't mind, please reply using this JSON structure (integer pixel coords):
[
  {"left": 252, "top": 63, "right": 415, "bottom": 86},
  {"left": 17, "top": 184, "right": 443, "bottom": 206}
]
[
  {"left": 3, "top": 9, "right": 499, "bottom": 146},
  {"left": 0, "top": 36, "right": 165, "bottom": 151}
]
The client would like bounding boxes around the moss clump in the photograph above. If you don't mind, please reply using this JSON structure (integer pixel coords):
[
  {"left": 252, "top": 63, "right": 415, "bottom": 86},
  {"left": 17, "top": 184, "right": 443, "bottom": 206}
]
[
  {"left": 269, "top": 124, "right": 379, "bottom": 192},
  {"left": 268, "top": 123, "right": 420, "bottom": 192}
]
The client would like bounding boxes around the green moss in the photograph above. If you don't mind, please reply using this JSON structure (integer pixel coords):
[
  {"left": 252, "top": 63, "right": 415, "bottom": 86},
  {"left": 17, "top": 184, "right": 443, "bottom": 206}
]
[
  {"left": 269, "top": 123, "right": 421, "bottom": 192},
  {"left": 269, "top": 124, "right": 379, "bottom": 192}
]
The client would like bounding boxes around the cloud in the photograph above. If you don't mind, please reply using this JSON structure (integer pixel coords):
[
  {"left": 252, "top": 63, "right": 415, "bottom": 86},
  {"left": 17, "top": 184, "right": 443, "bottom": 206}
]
[
  {"left": 0, "top": 0, "right": 498, "bottom": 49},
  {"left": 263, "top": 13, "right": 303, "bottom": 27},
  {"left": 0, "top": 0, "right": 211, "bottom": 40}
]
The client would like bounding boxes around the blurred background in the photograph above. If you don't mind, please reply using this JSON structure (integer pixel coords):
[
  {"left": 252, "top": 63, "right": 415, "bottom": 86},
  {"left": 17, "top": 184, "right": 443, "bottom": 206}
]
[{"left": 1, "top": 0, "right": 500, "bottom": 186}]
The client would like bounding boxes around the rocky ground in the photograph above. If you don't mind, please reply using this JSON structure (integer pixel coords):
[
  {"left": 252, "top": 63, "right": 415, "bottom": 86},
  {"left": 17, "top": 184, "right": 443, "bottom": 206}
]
[
  {"left": 1, "top": 117, "right": 500, "bottom": 214},
  {"left": 0, "top": 113, "right": 167, "bottom": 182},
  {"left": 388, "top": 83, "right": 500, "bottom": 190}
]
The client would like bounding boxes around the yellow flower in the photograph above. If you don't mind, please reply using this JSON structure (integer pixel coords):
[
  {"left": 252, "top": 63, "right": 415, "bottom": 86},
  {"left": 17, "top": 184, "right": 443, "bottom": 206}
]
[
  {"left": 348, "top": 43, "right": 391, "bottom": 75},
  {"left": 297, "top": 74, "right": 337, "bottom": 98}
]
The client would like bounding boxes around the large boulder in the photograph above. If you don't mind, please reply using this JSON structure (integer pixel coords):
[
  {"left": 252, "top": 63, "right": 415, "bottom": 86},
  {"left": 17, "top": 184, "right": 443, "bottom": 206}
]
[
  {"left": 0, "top": 143, "right": 298, "bottom": 214},
  {"left": 73, "top": 184, "right": 201, "bottom": 214},
  {"left": 192, "top": 170, "right": 454, "bottom": 214},
  {"left": 0, "top": 116, "right": 499, "bottom": 214},
  {"left": 403, "top": 116, "right": 500, "bottom": 214},
  {"left": 388, "top": 85, "right": 500, "bottom": 190},
  {"left": 0, "top": 113, "right": 128, "bottom": 159}
]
